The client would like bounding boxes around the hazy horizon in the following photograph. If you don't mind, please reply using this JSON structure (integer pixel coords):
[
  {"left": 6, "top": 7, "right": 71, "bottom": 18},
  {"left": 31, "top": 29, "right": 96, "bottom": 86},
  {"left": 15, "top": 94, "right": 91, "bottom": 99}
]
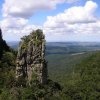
[{"left": 6, "top": 40, "right": 100, "bottom": 43}]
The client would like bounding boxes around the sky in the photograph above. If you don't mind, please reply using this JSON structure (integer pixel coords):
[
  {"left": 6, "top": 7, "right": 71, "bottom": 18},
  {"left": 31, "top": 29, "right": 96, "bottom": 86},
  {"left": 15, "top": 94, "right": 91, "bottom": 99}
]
[{"left": 0, "top": 0, "right": 100, "bottom": 42}]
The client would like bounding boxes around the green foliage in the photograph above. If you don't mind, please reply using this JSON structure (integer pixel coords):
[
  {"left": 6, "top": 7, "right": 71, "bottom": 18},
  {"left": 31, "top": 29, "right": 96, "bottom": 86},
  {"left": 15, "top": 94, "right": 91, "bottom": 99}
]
[
  {"left": 0, "top": 51, "right": 16, "bottom": 88},
  {"left": 45, "top": 51, "right": 100, "bottom": 99},
  {"left": 21, "top": 29, "right": 44, "bottom": 49},
  {"left": 1, "top": 52, "right": 16, "bottom": 67},
  {"left": 21, "top": 88, "right": 36, "bottom": 100},
  {"left": 1, "top": 49, "right": 100, "bottom": 100},
  {"left": 21, "top": 35, "right": 30, "bottom": 50},
  {"left": 46, "top": 51, "right": 94, "bottom": 84},
  {"left": 0, "top": 80, "right": 61, "bottom": 100},
  {"left": 0, "top": 88, "right": 22, "bottom": 100},
  {"left": 0, "top": 40, "right": 10, "bottom": 59},
  {"left": 16, "top": 76, "right": 27, "bottom": 87},
  {"left": 0, "top": 89, "right": 9, "bottom": 100},
  {"left": 58, "top": 52, "right": 100, "bottom": 100},
  {"left": 30, "top": 71, "right": 38, "bottom": 85},
  {"left": 32, "top": 29, "right": 44, "bottom": 46}
]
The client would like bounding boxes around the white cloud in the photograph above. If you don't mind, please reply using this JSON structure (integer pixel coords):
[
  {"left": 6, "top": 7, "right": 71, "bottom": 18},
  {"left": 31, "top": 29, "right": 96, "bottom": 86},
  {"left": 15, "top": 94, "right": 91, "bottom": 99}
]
[
  {"left": 2, "top": 0, "right": 78, "bottom": 18},
  {"left": 0, "top": 17, "right": 42, "bottom": 41},
  {"left": 44, "top": 1, "right": 97, "bottom": 26},
  {"left": 1, "top": 0, "right": 78, "bottom": 41},
  {"left": 43, "top": 1, "right": 100, "bottom": 41},
  {"left": 1, "top": 17, "right": 28, "bottom": 30}
]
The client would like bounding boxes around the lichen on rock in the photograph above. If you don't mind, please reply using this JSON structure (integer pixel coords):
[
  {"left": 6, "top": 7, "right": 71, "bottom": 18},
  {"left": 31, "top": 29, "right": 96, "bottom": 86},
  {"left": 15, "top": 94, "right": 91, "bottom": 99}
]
[{"left": 16, "top": 29, "right": 48, "bottom": 86}]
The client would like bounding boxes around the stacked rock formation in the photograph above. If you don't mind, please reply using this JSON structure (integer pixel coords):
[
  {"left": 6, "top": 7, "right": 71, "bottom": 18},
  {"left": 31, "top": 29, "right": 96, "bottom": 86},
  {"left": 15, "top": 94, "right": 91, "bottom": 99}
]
[{"left": 16, "top": 29, "right": 48, "bottom": 85}]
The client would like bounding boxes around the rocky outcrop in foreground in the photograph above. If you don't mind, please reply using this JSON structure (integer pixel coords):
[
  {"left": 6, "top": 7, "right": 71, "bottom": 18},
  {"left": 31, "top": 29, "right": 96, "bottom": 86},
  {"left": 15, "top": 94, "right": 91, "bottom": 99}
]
[{"left": 16, "top": 29, "right": 48, "bottom": 85}]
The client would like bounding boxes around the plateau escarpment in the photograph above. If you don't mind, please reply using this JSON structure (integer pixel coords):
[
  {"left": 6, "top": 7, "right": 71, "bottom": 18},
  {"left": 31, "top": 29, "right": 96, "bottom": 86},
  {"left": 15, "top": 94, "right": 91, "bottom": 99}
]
[{"left": 16, "top": 29, "right": 48, "bottom": 85}]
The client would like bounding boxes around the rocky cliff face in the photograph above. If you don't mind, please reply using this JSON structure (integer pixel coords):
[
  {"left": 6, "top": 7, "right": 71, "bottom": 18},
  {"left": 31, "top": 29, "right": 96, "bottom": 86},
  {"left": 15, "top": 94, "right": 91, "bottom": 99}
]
[
  {"left": 16, "top": 29, "right": 48, "bottom": 85},
  {"left": 0, "top": 29, "right": 10, "bottom": 59}
]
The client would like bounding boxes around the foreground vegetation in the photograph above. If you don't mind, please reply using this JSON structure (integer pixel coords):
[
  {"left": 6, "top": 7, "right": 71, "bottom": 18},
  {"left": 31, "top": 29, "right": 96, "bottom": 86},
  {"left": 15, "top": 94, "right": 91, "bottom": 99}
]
[{"left": 0, "top": 42, "right": 100, "bottom": 100}]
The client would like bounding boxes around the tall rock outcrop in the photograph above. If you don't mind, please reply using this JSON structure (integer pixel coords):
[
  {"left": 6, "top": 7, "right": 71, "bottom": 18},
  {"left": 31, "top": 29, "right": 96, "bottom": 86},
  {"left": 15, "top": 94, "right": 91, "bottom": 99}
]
[
  {"left": 16, "top": 29, "right": 48, "bottom": 85},
  {"left": 0, "top": 29, "right": 10, "bottom": 59}
]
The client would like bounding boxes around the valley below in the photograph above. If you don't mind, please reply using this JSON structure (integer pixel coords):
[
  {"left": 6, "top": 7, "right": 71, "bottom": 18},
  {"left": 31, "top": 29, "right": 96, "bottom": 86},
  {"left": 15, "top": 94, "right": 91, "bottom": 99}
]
[{"left": 8, "top": 41, "right": 100, "bottom": 85}]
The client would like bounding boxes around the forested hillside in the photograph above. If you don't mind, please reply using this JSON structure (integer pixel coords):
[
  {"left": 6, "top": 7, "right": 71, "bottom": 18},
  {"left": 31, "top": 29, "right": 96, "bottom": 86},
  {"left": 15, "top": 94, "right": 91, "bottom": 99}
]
[
  {"left": 57, "top": 51, "right": 100, "bottom": 100},
  {"left": 0, "top": 29, "right": 17, "bottom": 89}
]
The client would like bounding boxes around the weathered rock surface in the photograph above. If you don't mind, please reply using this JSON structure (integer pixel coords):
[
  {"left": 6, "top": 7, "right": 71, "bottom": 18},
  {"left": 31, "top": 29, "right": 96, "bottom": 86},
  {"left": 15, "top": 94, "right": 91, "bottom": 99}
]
[{"left": 16, "top": 29, "right": 48, "bottom": 85}]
